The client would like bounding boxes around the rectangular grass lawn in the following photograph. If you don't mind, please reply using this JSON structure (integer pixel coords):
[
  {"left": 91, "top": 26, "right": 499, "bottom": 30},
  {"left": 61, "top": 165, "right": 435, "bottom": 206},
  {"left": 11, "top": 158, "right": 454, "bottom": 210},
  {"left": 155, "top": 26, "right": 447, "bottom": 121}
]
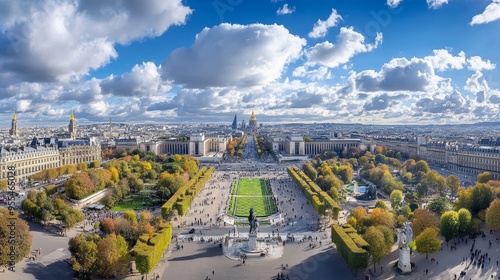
[
  {"left": 236, "top": 178, "right": 269, "bottom": 195},
  {"left": 234, "top": 196, "right": 269, "bottom": 217},
  {"left": 230, "top": 178, "right": 275, "bottom": 217}
]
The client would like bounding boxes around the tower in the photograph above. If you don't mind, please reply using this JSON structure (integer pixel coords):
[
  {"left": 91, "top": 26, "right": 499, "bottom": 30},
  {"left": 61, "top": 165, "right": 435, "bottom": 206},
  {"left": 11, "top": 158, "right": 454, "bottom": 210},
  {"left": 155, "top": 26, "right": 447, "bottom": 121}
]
[
  {"left": 231, "top": 114, "right": 238, "bottom": 130},
  {"left": 9, "top": 113, "right": 17, "bottom": 137},
  {"left": 69, "top": 111, "right": 77, "bottom": 139}
]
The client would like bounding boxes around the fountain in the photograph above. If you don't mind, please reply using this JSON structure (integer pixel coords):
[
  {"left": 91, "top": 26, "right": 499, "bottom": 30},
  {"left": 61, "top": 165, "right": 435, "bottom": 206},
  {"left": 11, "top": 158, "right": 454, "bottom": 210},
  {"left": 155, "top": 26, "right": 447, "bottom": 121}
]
[{"left": 223, "top": 208, "right": 283, "bottom": 260}]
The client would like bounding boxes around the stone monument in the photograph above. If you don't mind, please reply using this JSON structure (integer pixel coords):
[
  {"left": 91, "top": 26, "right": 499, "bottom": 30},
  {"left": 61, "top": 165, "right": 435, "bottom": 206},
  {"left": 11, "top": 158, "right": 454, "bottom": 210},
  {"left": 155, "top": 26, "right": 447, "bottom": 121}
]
[
  {"left": 248, "top": 208, "right": 259, "bottom": 251},
  {"left": 397, "top": 221, "right": 413, "bottom": 273}
]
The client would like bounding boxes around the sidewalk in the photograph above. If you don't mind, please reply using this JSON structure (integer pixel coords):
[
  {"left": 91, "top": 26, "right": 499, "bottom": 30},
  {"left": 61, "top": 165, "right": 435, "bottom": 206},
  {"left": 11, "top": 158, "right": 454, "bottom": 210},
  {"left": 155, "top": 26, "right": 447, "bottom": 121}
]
[{"left": 120, "top": 245, "right": 174, "bottom": 280}]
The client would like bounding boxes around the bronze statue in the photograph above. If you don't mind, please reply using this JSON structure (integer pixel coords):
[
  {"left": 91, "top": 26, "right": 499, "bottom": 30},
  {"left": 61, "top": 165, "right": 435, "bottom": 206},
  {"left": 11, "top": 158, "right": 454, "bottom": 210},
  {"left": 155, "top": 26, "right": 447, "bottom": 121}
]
[{"left": 248, "top": 208, "right": 258, "bottom": 234}]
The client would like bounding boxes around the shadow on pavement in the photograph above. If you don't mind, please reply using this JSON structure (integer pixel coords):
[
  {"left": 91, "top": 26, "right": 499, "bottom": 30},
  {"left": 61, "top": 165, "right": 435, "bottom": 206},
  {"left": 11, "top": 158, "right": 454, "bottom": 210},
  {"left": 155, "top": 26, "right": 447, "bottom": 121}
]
[
  {"left": 169, "top": 246, "right": 221, "bottom": 262},
  {"left": 22, "top": 260, "right": 74, "bottom": 280}
]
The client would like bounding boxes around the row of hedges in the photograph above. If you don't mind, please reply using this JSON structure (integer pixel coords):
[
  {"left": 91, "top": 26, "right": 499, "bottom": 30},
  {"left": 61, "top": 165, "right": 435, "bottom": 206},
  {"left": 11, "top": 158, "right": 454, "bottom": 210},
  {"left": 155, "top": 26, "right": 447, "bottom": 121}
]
[
  {"left": 161, "top": 167, "right": 214, "bottom": 218},
  {"left": 287, "top": 166, "right": 340, "bottom": 218},
  {"left": 254, "top": 134, "right": 262, "bottom": 158},
  {"left": 331, "top": 224, "right": 369, "bottom": 270},
  {"left": 133, "top": 223, "right": 173, "bottom": 275}
]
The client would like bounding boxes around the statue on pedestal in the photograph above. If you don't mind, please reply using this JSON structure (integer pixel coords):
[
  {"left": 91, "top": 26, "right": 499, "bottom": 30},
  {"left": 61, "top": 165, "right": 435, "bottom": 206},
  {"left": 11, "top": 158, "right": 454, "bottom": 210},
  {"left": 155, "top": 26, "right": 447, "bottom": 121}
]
[
  {"left": 248, "top": 208, "right": 259, "bottom": 234},
  {"left": 397, "top": 221, "right": 413, "bottom": 273}
]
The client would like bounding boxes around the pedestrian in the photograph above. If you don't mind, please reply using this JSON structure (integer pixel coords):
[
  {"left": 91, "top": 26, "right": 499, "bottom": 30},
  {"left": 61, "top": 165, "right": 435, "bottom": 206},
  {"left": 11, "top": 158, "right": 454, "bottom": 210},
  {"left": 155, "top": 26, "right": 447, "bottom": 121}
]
[{"left": 212, "top": 270, "right": 214, "bottom": 275}]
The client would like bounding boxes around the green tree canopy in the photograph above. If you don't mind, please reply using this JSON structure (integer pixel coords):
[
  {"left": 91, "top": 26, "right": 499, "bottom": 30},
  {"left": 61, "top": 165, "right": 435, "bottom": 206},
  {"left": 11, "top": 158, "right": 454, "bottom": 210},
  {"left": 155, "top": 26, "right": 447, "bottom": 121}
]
[
  {"left": 427, "top": 197, "right": 451, "bottom": 215},
  {"left": 415, "top": 227, "right": 441, "bottom": 259},
  {"left": 390, "top": 190, "right": 403, "bottom": 210},
  {"left": 363, "top": 226, "right": 389, "bottom": 273},
  {"left": 440, "top": 211, "right": 459, "bottom": 241},
  {"left": 457, "top": 208, "right": 472, "bottom": 237},
  {"left": 485, "top": 199, "right": 500, "bottom": 230},
  {"left": 477, "top": 172, "right": 492, "bottom": 184},
  {"left": 446, "top": 175, "right": 460, "bottom": 197}
]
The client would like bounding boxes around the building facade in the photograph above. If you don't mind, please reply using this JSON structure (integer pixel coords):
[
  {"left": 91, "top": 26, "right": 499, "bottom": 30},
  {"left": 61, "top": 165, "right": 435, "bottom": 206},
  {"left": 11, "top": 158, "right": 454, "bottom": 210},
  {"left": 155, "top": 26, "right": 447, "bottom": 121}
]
[
  {"left": 0, "top": 113, "right": 101, "bottom": 183},
  {"left": 272, "top": 134, "right": 374, "bottom": 156},
  {"left": 373, "top": 137, "right": 500, "bottom": 180},
  {"left": 139, "top": 133, "right": 229, "bottom": 157}
]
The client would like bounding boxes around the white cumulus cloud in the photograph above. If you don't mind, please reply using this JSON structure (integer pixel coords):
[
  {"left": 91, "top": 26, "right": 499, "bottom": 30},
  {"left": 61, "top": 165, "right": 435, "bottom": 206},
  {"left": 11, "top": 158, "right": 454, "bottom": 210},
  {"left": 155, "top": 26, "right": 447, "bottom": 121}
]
[
  {"left": 101, "top": 62, "right": 170, "bottom": 97},
  {"left": 467, "top": 56, "right": 496, "bottom": 72},
  {"left": 0, "top": 0, "right": 192, "bottom": 82},
  {"left": 425, "top": 49, "right": 466, "bottom": 72},
  {"left": 387, "top": 0, "right": 404, "bottom": 8},
  {"left": 306, "top": 27, "right": 382, "bottom": 68},
  {"left": 277, "top": 4, "right": 296, "bottom": 15},
  {"left": 470, "top": 0, "right": 500, "bottom": 25},
  {"left": 308, "top": 9, "right": 343, "bottom": 38},
  {"left": 162, "top": 23, "right": 306, "bottom": 88},
  {"left": 427, "top": 0, "right": 448, "bottom": 9}
]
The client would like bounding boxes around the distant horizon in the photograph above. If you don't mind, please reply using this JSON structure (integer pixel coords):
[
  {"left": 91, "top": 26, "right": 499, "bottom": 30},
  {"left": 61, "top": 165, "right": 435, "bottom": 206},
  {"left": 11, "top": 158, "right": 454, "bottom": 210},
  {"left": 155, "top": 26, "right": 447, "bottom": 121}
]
[
  {"left": 4, "top": 115, "right": 500, "bottom": 130},
  {"left": 1, "top": 1, "right": 499, "bottom": 126}
]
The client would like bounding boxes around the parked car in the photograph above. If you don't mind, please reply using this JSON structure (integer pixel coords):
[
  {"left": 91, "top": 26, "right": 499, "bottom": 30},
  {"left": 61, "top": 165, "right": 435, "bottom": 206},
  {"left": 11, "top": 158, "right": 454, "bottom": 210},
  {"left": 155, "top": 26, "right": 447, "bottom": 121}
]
[{"left": 188, "top": 228, "right": 195, "bottom": 234}]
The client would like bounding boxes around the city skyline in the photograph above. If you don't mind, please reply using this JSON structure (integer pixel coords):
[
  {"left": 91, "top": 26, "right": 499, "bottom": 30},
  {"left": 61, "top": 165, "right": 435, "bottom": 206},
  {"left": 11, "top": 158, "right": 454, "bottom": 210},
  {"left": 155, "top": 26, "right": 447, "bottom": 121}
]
[{"left": 1, "top": 0, "right": 499, "bottom": 127}]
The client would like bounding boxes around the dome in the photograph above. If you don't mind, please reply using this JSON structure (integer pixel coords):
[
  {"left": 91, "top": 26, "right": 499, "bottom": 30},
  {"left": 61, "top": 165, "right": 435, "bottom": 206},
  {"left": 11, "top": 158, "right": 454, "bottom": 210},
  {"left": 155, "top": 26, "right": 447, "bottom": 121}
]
[{"left": 249, "top": 111, "right": 257, "bottom": 121}]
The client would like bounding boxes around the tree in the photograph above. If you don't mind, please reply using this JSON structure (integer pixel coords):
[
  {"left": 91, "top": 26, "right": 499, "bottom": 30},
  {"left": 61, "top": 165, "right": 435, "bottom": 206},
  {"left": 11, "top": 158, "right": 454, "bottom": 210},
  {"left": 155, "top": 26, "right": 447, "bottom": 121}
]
[
  {"left": 91, "top": 160, "right": 100, "bottom": 168},
  {"left": 485, "top": 199, "right": 500, "bottom": 230},
  {"left": 100, "top": 218, "right": 115, "bottom": 234},
  {"left": 363, "top": 226, "right": 388, "bottom": 273},
  {"left": 390, "top": 190, "right": 403, "bottom": 210},
  {"left": 477, "top": 172, "right": 492, "bottom": 184},
  {"left": 422, "top": 170, "right": 446, "bottom": 196},
  {"left": 124, "top": 210, "right": 137, "bottom": 222},
  {"left": 358, "top": 156, "right": 369, "bottom": 166},
  {"left": 446, "top": 175, "right": 460, "bottom": 197},
  {"left": 457, "top": 208, "right": 472, "bottom": 237},
  {"left": 69, "top": 233, "right": 98, "bottom": 274},
  {"left": 412, "top": 209, "right": 439, "bottom": 236},
  {"left": 375, "top": 200, "right": 388, "bottom": 210},
  {"left": 0, "top": 208, "right": 32, "bottom": 266},
  {"left": 338, "top": 165, "right": 353, "bottom": 184},
  {"left": 64, "top": 173, "right": 95, "bottom": 199},
  {"left": 353, "top": 206, "right": 367, "bottom": 222},
  {"left": 415, "top": 227, "right": 441, "bottom": 259},
  {"left": 427, "top": 197, "right": 451, "bottom": 215},
  {"left": 109, "top": 167, "right": 120, "bottom": 184},
  {"left": 369, "top": 208, "right": 394, "bottom": 229},
  {"left": 62, "top": 208, "right": 84, "bottom": 230},
  {"left": 440, "top": 211, "right": 459, "bottom": 241},
  {"left": 95, "top": 234, "right": 129, "bottom": 277},
  {"left": 414, "top": 160, "right": 429, "bottom": 174}
]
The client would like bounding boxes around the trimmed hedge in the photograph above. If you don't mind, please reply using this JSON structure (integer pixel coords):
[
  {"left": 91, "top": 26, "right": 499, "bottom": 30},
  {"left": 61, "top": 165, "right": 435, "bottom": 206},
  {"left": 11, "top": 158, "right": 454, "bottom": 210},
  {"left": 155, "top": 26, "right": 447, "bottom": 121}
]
[
  {"left": 331, "top": 224, "right": 369, "bottom": 270},
  {"left": 44, "top": 185, "right": 58, "bottom": 196},
  {"left": 287, "top": 166, "right": 340, "bottom": 219},
  {"left": 161, "top": 167, "right": 214, "bottom": 219},
  {"left": 134, "top": 223, "right": 173, "bottom": 275}
]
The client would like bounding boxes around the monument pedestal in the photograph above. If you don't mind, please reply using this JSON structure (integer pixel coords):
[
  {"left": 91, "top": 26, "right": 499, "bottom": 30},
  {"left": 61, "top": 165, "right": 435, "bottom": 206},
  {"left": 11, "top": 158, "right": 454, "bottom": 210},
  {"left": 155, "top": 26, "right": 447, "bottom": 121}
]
[
  {"left": 398, "top": 248, "right": 411, "bottom": 273},
  {"left": 248, "top": 233, "right": 257, "bottom": 251}
]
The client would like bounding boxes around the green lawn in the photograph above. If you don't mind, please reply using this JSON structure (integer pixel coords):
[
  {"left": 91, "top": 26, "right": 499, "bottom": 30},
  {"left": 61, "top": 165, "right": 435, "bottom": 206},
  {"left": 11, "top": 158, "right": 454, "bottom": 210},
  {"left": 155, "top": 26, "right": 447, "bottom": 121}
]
[
  {"left": 111, "top": 197, "right": 147, "bottom": 211},
  {"left": 236, "top": 178, "right": 271, "bottom": 195},
  {"left": 228, "top": 178, "right": 277, "bottom": 217}
]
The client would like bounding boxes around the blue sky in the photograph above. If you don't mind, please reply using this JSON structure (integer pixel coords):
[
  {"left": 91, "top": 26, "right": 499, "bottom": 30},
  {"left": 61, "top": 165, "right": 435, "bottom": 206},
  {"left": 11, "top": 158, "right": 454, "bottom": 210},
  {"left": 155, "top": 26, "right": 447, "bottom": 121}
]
[{"left": 0, "top": 0, "right": 499, "bottom": 127}]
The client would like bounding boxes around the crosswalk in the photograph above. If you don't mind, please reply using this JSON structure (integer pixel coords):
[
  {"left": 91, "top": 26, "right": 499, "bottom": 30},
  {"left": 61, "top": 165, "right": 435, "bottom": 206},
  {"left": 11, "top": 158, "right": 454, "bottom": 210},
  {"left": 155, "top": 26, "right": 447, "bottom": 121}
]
[{"left": 37, "top": 248, "right": 70, "bottom": 267}]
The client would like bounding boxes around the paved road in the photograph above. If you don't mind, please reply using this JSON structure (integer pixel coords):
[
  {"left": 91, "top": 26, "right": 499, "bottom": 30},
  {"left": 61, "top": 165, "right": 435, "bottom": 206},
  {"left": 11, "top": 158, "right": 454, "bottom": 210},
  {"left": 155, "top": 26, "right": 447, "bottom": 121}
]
[{"left": 6, "top": 221, "right": 74, "bottom": 280}]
